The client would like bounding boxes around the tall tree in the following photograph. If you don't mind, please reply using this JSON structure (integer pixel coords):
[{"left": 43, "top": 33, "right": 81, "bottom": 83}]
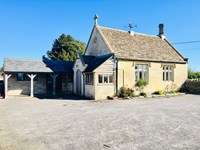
[
  {"left": 43, "top": 34, "right": 85, "bottom": 61},
  {"left": 0, "top": 67, "right": 3, "bottom": 77}
]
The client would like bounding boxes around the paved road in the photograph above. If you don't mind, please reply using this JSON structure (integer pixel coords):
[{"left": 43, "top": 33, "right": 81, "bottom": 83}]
[{"left": 0, "top": 95, "right": 200, "bottom": 150}]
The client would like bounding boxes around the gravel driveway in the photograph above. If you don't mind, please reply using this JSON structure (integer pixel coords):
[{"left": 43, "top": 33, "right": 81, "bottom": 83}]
[{"left": 0, "top": 95, "right": 200, "bottom": 150}]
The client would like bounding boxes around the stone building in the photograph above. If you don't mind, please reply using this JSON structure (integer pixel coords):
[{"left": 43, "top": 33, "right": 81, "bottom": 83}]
[
  {"left": 73, "top": 15, "right": 188, "bottom": 99},
  {"left": 3, "top": 15, "right": 188, "bottom": 99}
]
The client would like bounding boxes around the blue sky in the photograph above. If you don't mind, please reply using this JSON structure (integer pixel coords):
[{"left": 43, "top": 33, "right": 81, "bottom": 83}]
[{"left": 0, "top": 0, "right": 200, "bottom": 71}]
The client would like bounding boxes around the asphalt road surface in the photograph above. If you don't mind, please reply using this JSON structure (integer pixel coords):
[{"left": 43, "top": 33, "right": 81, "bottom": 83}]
[{"left": 0, "top": 94, "right": 200, "bottom": 150}]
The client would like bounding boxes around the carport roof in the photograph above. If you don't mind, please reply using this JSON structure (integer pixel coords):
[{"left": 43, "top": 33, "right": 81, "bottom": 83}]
[{"left": 4, "top": 58, "right": 74, "bottom": 73}]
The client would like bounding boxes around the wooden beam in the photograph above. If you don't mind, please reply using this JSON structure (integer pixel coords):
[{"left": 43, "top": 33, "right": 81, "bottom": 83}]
[
  {"left": 27, "top": 74, "right": 37, "bottom": 97},
  {"left": 4, "top": 74, "right": 12, "bottom": 98}
]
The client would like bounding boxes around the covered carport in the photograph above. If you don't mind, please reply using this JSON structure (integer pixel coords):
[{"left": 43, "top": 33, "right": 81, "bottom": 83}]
[{"left": 3, "top": 58, "right": 74, "bottom": 98}]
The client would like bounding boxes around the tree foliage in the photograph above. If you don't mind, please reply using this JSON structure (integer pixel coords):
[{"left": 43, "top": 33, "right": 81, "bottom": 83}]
[
  {"left": 188, "top": 69, "right": 200, "bottom": 79},
  {"left": 43, "top": 34, "right": 85, "bottom": 61},
  {"left": 0, "top": 67, "right": 3, "bottom": 76}
]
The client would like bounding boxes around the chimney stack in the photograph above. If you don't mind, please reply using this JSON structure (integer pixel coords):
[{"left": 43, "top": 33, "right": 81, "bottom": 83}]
[{"left": 158, "top": 23, "right": 165, "bottom": 39}]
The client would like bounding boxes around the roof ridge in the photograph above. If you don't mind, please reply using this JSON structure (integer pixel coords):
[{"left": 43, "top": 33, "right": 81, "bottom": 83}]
[
  {"left": 98, "top": 25, "right": 157, "bottom": 37},
  {"left": 4, "top": 58, "right": 42, "bottom": 61},
  {"left": 96, "top": 26, "right": 114, "bottom": 53}
]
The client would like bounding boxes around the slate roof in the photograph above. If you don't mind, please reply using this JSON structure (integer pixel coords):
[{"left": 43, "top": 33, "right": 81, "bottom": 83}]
[
  {"left": 97, "top": 26, "right": 187, "bottom": 63},
  {"left": 4, "top": 58, "right": 74, "bottom": 73},
  {"left": 83, "top": 54, "right": 113, "bottom": 72}
]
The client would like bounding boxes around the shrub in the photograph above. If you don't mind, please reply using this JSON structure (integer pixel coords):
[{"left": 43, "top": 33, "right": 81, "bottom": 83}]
[
  {"left": 153, "top": 90, "right": 164, "bottom": 95},
  {"left": 136, "top": 79, "right": 148, "bottom": 88},
  {"left": 188, "top": 69, "right": 200, "bottom": 79},
  {"left": 119, "top": 87, "right": 135, "bottom": 98},
  {"left": 140, "top": 92, "right": 147, "bottom": 97},
  {"left": 186, "top": 79, "right": 200, "bottom": 94}
]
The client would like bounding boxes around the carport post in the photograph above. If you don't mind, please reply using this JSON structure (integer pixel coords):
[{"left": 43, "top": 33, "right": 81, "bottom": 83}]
[
  {"left": 27, "top": 74, "right": 37, "bottom": 98},
  {"left": 4, "top": 74, "right": 12, "bottom": 98},
  {"left": 50, "top": 74, "right": 58, "bottom": 95}
]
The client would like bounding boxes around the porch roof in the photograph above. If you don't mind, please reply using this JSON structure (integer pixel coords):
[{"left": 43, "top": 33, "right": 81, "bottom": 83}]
[
  {"left": 83, "top": 53, "right": 113, "bottom": 72},
  {"left": 4, "top": 58, "right": 74, "bottom": 73}
]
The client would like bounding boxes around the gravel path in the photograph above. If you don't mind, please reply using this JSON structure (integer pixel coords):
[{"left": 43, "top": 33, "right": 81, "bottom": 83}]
[{"left": 0, "top": 95, "right": 200, "bottom": 150}]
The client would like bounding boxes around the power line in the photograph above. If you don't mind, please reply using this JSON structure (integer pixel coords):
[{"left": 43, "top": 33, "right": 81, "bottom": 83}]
[
  {"left": 180, "top": 47, "right": 200, "bottom": 50},
  {"left": 172, "top": 41, "right": 200, "bottom": 44}
]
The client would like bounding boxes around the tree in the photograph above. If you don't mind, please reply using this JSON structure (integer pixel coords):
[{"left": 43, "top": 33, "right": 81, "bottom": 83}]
[
  {"left": 0, "top": 67, "right": 3, "bottom": 77},
  {"left": 43, "top": 34, "right": 85, "bottom": 61},
  {"left": 188, "top": 69, "right": 200, "bottom": 79}
]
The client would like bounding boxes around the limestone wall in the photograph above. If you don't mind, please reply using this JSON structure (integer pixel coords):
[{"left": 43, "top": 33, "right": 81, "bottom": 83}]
[
  {"left": 8, "top": 74, "right": 30, "bottom": 95},
  {"left": 85, "top": 26, "right": 110, "bottom": 56},
  {"left": 117, "top": 60, "right": 188, "bottom": 93},
  {"left": 85, "top": 85, "right": 95, "bottom": 99},
  {"left": 7, "top": 74, "right": 46, "bottom": 96}
]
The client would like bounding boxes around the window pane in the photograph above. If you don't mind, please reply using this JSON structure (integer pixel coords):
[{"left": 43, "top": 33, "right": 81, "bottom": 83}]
[
  {"left": 17, "top": 73, "right": 24, "bottom": 81},
  {"left": 166, "top": 72, "right": 169, "bottom": 81},
  {"left": 86, "top": 74, "right": 93, "bottom": 85},
  {"left": 144, "top": 71, "right": 148, "bottom": 80},
  {"left": 170, "top": 72, "right": 172, "bottom": 81},
  {"left": 139, "top": 65, "right": 143, "bottom": 71},
  {"left": 104, "top": 75, "right": 108, "bottom": 83},
  {"left": 163, "top": 72, "right": 165, "bottom": 81},
  {"left": 163, "top": 66, "right": 174, "bottom": 81},
  {"left": 109, "top": 74, "right": 113, "bottom": 83},
  {"left": 139, "top": 71, "right": 142, "bottom": 79},
  {"left": 98, "top": 74, "right": 103, "bottom": 83},
  {"left": 135, "top": 71, "right": 138, "bottom": 81},
  {"left": 135, "top": 65, "right": 138, "bottom": 70},
  {"left": 143, "top": 65, "right": 147, "bottom": 71}
]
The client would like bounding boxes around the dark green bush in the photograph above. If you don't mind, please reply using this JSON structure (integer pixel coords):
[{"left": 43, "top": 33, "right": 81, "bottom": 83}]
[
  {"left": 140, "top": 92, "right": 147, "bottom": 97},
  {"left": 186, "top": 79, "right": 200, "bottom": 93},
  {"left": 119, "top": 87, "right": 135, "bottom": 98},
  {"left": 153, "top": 90, "right": 164, "bottom": 95},
  {"left": 136, "top": 79, "right": 148, "bottom": 88}
]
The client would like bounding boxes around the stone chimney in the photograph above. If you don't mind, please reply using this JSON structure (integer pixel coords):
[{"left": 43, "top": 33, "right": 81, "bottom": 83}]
[
  {"left": 158, "top": 23, "right": 165, "bottom": 40},
  {"left": 128, "top": 30, "right": 134, "bottom": 36}
]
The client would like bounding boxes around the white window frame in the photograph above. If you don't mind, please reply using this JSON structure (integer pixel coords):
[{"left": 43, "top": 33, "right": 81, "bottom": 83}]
[
  {"left": 163, "top": 66, "right": 174, "bottom": 81},
  {"left": 135, "top": 64, "right": 148, "bottom": 81},
  {"left": 98, "top": 74, "right": 113, "bottom": 84}
]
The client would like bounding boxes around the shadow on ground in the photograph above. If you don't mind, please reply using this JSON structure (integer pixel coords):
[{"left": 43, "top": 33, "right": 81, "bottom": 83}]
[{"left": 34, "top": 94, "right": 91, "bottom": 100}]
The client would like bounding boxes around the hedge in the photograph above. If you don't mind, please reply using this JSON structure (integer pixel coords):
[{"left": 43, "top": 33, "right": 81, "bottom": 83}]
[{"left": 186, "top": 79, "right": 200, "bottom": 94}]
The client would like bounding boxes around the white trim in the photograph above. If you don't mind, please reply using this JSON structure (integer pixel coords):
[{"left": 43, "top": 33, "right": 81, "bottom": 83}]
[{"left": 27, "top": 74, "right": 37, "bottom": 97}]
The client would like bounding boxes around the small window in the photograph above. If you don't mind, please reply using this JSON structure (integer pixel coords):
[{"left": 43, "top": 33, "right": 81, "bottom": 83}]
[
  {"left": 135, "top": 64, "right": 148, "bottom": 81},
  {"left": 163, "top": 66, "right": 174, "bottom": 81},
  {"left": 104, "top": 75, "right": 108, "bottom": 83},
  {"left": 86, "top": 74, "right": 93, "bottom": 85},
  {"left": 98, "top": 74, "right": 103, "bottom": 83},
  {"left": 98, "top": 74, "right": 113, "bottom": 84},
  {"left": 17, "top": 73, "right": 38, "bottom": 81},
  {"left": 109, "top": 74, "right": 113, "bottom": 83}
]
